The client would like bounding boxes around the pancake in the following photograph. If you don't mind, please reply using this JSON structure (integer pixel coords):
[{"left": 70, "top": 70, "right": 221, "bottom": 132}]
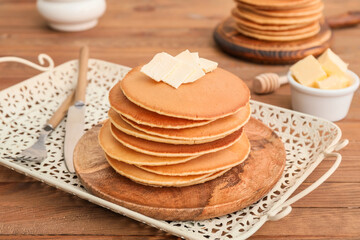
[
  {"left": 105, "top": 154, "right": 223, "bottom": 187},
  {"left": 138, "top": 132, "right": 250, "bottom": 176},
  {"left": 233, "top": 16, "right": 309, "bottom": 31},
  {"left": 237, "top": 21, "right": 320, "bottom": 36},
  {"left": 235, "top": 24, "right": 320, "bottom": 41},
  {"left": 99, "top": 120, "right": 200, "bottom": 166},
  {"left": 232, "top": 7, "right": 322, "bottom": 25},
  {"left": 110, "top": 122, "right": 244, "bottom": 157},
  {"left": 236, "top": 0, "right": 315, "bottom": 9},
  {"left": 238, "top": 1, "right": 324, "bottom": 17},
  {"left": 121, "top": 67, "right": 250, "bottom": 120},
  {"left": 108, "top": 108, "right": 219, "bottom": 145},
  {"left": 188, "top": 168, "right": 230, "bottom": 185},
  {"left": 109, "top": 82, "right": 212, "bottom": 129},
  {"left": 121, "top": 103, "right": 251, "bottom": 141}
]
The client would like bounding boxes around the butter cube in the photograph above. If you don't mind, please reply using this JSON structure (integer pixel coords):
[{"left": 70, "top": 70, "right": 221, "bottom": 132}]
[
  {"left": 163, "top": 61, "right": 194, "bottom": 88},
  {"left": 199, "top": 58, "right": 218, "bottom": 73},
  {"left": 141, "top": 52, "right": 179, "bottom": 82},
  {"left": 316, "top": 74, "right": 352, "bottom": 90},
  {"left": 290, "top": 55, "right": 327, "bottom": 87},
  {"left": 318, "top": 48, "right": 348, "bottom": 76}
]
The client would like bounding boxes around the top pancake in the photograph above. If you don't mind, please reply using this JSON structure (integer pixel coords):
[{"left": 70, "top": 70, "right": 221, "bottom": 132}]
[
  {"left": 121, "top": 66, "right": 250, "bottom": 120},
  {"left": 109, "top": 82, "right": 211, "bottom": 129}
]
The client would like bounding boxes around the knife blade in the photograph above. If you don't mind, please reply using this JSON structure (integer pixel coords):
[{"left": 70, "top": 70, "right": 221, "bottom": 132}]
[{"left": 64, "top": 46, "right": 89, "bottom": 173}]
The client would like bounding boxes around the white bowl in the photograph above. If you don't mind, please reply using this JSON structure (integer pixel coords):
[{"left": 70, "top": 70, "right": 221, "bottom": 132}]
[
  {"left": 37, "top": 0, "right": 106, "bottom": 32},
  {"left": 287, "top": 70, "right": 359, "bottom": 121}
]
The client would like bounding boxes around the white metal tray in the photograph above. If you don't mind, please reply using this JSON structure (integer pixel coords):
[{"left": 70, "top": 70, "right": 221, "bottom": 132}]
[{"left": 0, "top": 56, "right": 348, "bottom": 240}]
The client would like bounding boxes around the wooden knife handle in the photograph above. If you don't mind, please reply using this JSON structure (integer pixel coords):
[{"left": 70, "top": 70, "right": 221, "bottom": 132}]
[
  {"left": 47, "top": 90, "right": 75, "bottom": 128},
  {"left": 327, "top": 11, "right": 360, "bottom": 29},
  {"left": 75, "top": 46, "right": 89, "bottom": 103}
]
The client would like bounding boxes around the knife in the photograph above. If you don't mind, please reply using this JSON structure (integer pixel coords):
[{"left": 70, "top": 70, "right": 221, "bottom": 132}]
[{"left": 64, "top": 46, "right": 89, "bottom": 173}]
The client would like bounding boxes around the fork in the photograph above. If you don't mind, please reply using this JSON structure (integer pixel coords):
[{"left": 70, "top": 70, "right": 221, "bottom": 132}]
[{"left": 16, "top": 91, "right": 75, "bottom": 162}]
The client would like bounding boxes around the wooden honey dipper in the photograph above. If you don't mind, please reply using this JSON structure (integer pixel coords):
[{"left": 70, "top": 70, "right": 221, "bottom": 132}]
[{"left": 252, "top": 73, "right": 288, "bottom": 94}]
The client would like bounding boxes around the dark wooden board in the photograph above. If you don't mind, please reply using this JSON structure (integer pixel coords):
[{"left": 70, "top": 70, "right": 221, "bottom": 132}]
[
  {"left": 214, "top": 17, "right": 332, "bottom": 64},
  {"left": 73, "top": 118, "right": 286, "bottom": 221}
]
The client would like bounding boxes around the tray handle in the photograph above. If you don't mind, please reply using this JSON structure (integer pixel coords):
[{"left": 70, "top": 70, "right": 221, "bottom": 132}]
[
  {"left": 0, "top": 54, "right": 54, "bottom": 72},
  {"left": 267, "top": 139, "right": 349, "bottom": 221}
]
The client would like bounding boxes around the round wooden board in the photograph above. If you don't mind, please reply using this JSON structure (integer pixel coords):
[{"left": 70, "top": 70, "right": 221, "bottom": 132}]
[
  {"left": 214, "top": 17, "right": 332, "bottom": 64},
  {"left": 74, "top": 118, "right": 286, "bottom": 221}
]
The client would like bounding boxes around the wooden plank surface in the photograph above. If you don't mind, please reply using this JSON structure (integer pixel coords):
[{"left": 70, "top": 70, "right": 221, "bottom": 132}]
[{"left": 0, "top": 0, "right": 359, "bottom": 239}]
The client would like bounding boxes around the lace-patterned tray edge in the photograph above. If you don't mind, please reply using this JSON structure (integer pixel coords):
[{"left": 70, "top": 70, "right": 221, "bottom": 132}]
[{"left": 0, "top": 57, "right": 348, "bottom": 240}]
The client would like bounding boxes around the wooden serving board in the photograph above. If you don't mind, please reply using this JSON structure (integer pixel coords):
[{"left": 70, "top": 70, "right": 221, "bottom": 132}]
[
  {"left": 214, "top": 17, "right": 332, "bottom": 64},
  {"left": 74, "top": 118, "right": 286, "bottom": 221}
]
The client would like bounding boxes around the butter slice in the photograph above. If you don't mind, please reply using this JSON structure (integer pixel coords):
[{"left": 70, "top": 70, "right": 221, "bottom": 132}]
[
  {"left": 163, "top": 61, "right": 194, "bottom": 88},
  {"left": 191, "top": 52, "right": 200, "bottom": 64},
  {"left": 199, "top": 58, "right": 218, "bottom": 73},
  {"left": 318, "top": 48, "right": 348, "bottom": 76},
  {"left": 290, "top": 55, "right": 327, "bottom": 87},
  {"left": 184, "top": 65, "right": 205, "bottom": 83},
  {"left": 175, "top": 50, "right": 205, "bottom": 83},
  {"left": 142, "top": 50, "right": 218, "bottom": 88},
  {"left": 141, "top": 52, "right": 178, "bottom": 82},
  {"left": 176, "top": 50, "right": 200, "bottom": 65},
  {"left": 316, "top": 74, "right": 352, "bottom": 90}
]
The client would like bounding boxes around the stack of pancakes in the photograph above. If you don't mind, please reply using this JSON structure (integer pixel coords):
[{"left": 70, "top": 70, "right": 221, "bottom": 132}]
[
  {"left": 98, "top": 66, "right": 251, "bottom": 187},
  {"left": 232, "top": 0, "right": 324, "bottom": 41}
]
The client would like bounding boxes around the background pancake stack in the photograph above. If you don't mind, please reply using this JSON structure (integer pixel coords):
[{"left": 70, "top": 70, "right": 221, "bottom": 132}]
[
  {"left": 98, "top": 66, "right": 251, "bottom": 187},
  {"left": 232, "top": 0, "right": 324, "bottom": 41}
]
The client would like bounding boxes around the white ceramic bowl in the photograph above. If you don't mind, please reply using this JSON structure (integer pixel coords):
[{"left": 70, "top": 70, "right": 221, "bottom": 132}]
[
  {"left": 37, "top": 0, "right": 106, "bottom": 32},
  {"left": 287, "top": 70, "right": 359, "bottom": 121}
]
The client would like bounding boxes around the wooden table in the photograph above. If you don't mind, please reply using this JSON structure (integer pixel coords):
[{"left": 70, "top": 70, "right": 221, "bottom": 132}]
[{"left": 0, "top": 0, "right": 359, "bottom": 239}]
